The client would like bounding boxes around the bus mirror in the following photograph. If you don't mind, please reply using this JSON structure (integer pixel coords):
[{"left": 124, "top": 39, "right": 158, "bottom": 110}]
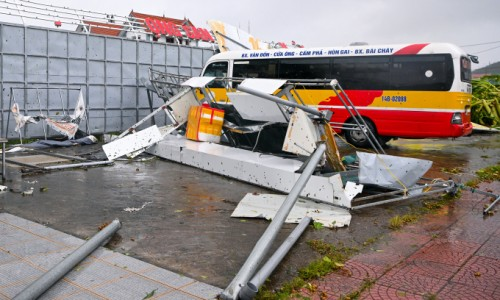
[{"left": 468, "top": 54, "right": 479, "bottom": 64}]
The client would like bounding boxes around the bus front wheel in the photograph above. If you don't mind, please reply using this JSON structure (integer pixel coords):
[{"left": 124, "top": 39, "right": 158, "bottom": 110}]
[{"left": 344, "top": 119, "right": 381, "bottom": 148}]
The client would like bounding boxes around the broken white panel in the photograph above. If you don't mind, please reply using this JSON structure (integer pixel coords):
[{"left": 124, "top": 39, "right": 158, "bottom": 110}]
[
  {"left": 239, "top": 78, "right": 287, "bottom": 94},
  {"left": 227, "top": 92, "right": 288, "bottom": 123},
  {"left": 0, "top": 185, "right": 7, "bottom": 192},
  {"left": 148, "top": 135, "right": 352, "bottom": 208},
  {"left": 181, "top": 76, "right": 216, "bottom": 88},
  {"left": 166, "top": 89, "right": 200, "bottom": 125},
  {"left": 282, "top": 108, "right": 320, "bottom": 155},
  {"left": 103, "top": 125, "right": 163, "bottom": 160},
  {"left": 357, "top": 151, "right": 432, "bottom": 189},
  {"left": 344, "top": 181, "right": 363, "bottom": 200},
  {"left": 231, "top": 193, "right": 351, "bottom": 228},
  {"left": 126, "top": 124, "right": 180, "bottom": 159}
]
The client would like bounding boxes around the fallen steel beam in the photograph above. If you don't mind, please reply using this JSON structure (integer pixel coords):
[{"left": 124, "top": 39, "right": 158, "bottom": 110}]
[
  {"left": 42, "top": 160, "right": 114, "bottom": 170},
  {"left": 239, "top": 216, "right": 312, "bottom": 300},
  {"left": 221, "top": 144, "right": 326, "bottom": 300},
  {"left": 13, "top": 219, "right": 121, "bottom": 300}
]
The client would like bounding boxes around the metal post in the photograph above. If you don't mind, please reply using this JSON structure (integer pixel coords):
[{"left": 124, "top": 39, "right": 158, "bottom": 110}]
[
  {"left": 484, "top": 196, "right": 500, "bottom": 215},
  {"left": 1, "top": 139, "right": 6, "bottom": 181},
  {"left": 221, "top": 144, "right": 326, "bottom": 300},
  {"left": 13, "top": 219, "right": 121, "bottom": 300},
  {"left": 239, "top": 216, "right": 312, "bottom": 300},
  {"left": 330, "top": 80, "right": 385, "bottom": 154},
  {"left": 42, "top": 160, "right": 114, "bottom": 170},
  {"left": 237, "top": 85, "right": 324, "bottom": 118}
]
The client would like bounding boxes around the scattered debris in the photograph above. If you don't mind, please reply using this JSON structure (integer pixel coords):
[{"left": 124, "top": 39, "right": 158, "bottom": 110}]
[
  {"left": 123, "top": 202, "right": 152, "bottom": 213},
  {"left": 21, "top": 187, "right": 34, "bottom": 196},
  {"left": 0, "top": 185, "right": 7, "bottom": 192},
  {"left": 231, "top": 193, "right": 351, "bottom": 228}
]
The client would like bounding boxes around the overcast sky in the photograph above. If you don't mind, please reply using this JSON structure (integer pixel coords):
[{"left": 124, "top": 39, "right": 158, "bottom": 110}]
[{"left": 4, "top": 0, "right": 500, "bottom": 70}]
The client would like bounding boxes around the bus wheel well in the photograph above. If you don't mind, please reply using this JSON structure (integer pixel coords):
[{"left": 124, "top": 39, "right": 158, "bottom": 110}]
[{"left": 343, "top": 117, "right": 390, "bottom": 148}]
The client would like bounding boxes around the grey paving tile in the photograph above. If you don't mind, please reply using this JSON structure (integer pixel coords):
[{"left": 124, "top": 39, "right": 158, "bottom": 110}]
[
  {"left": 155, "top": 290, "right": 201, "bottom": 300},
  {"left": 37, "top": 281, "right": 86, "bottom": 300},
  {"left": 2, "top": 237, "right": 66, "bottom": 257},
  {"left": 0, "top": 249, "right": 17, "bottom": 266},
  {"left": 62, "top": 291, "right": 106, "bottom": 300},
  {"left": 0, "top": 223, "right": 37, "bottom": 246},
  {"left": 3, "top": 280, "right": 81, "bottom": 299},
  {"left": 89, "top": 247, "right": 117, "bottom": 261},
  {"left": 180, "top": 281, "right": 222, "bottom": 299},
  {"left": 99, "top": 252, "right": 154, "bottom": 274},
  {"left": 0, "top": 214, "right": 51, "bottom": 234},
  {"left": 0, "top": 261, "right": 43, "bottom": 287},
  {"left": 24, "top": 248, "right": 75, "bottom": 271},
  {"left": 0, "top": 281, "right": 26, "bottom": 299},
  {"left": 64, "top": 259, "right": 130, "bottom": 288},
  {"left": 46, "top": 231, "right": 86, "bottom": 247},
  {"left": 92, "top": 275, "right": 171, "bottom": 299},
  {"left": 140, "top": 266, "right": 196, "bottom": 289}
]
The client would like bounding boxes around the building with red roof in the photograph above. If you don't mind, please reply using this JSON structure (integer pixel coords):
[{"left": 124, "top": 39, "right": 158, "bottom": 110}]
[{"left": 76, "top": 11, "right": 214, "bottom": 46}]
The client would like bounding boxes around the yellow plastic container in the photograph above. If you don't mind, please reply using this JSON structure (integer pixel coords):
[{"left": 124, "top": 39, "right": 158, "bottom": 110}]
[{"left": 186, "top": 105, "right": 224, "bottom": 143}]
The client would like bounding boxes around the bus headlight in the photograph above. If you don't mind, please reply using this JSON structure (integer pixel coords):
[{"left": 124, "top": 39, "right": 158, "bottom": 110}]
[{"left": 451, "top": 112, "right": 463, "bottom": 124}]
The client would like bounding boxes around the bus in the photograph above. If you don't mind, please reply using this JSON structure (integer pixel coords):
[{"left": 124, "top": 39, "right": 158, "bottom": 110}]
[{"left": 200, "top": 43, "right": 473, "bottom": 147}]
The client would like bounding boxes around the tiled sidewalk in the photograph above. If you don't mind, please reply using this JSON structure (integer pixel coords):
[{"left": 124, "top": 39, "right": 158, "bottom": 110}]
[
  {"left": 0, "top": 213, "right": 221, "bottom": 300},
  {"left": 300, "top": 181, "right": 500, "bottom": 300}
]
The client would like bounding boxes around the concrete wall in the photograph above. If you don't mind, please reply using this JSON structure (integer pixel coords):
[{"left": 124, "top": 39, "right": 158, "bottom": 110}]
[{"left": 0, "top": 22, "right": 214, "bottom": 139}]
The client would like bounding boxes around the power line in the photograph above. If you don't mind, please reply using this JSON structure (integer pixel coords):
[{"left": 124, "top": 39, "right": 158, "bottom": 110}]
[
  {"left": 461, "top": 40, "right": 500, "bottom": 47},
  {"left": 473, "top": 44, "right": 500, "bottom": 55}
]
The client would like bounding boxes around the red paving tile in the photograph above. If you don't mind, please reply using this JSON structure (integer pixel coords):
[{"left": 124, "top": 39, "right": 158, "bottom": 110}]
[
  {"left": 342, "top": 260, "right": 386, "bottom": 280},
  {"left": 376, "top": 268, "right": 448, "bottom": 295},
  {"left": 450, "top": 256, "right": 500, "bottom": 289},
  {"left": 300, "top": 273, "right": 364, "bottom": 299},
  {"left": 438, "top": 282, "right": 499, "bottom": 300},
  {"left": 359, "top": 284, "right": 423, "bottom": 300},
  {"left": 407, "top": 238, "right": 481, "bottom": 266},
  {"left": 298, "top": 182, "right": 500, "bottom": 300},
  {"left": 441, "top": 213, "right": 500, "bottom": 244},
  {"left": 387, "top": 259, "right": 459, "bottom": 280},
  {"left": 476, "top": 234, "right": 500, "bottom": 259}
]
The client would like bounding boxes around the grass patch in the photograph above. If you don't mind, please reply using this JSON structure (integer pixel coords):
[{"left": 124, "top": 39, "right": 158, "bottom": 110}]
[
  {"left": 475, "top": 164, "right": 500, "bottom": 181},
  {"left": 256, "top": 240, "right": 358, "bottom": 299},
  {"left": 341, "top": 278, "right": 375, "bottom": 300},
  {"left": 388, "top": 214, "right": 419, "bottom": 230}
]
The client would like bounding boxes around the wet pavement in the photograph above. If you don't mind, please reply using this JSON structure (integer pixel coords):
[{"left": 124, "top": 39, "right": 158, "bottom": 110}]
[
  {"left": 298, "top": 180, "right": 500, "bottom": 300},
  {"left": 0, "top": 213, "right": 221, "bottom": 299},
  {"left": 0, "top": 133, "right": 499, "bottom": 296}
]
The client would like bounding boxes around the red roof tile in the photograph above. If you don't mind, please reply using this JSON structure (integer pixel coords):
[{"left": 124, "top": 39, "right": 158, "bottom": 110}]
[
  {"left": 83, "top": 21, "right": 123, "bottom": 36},
  {"left": 129, "top": 11, "right": 194, "bottom": 27}
]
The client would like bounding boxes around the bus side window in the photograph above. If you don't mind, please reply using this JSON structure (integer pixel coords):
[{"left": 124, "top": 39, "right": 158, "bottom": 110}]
[
  {"left": 279, "top": 58, "right": 330, "bottom": 80},
  {"left": 202, "top": 61, "right": 228, "bottom": 88},
  {"left": 391, "top": 54, "right": 453, "bottom": 91},
  {"left": 333, "top": 56, "right": 390, "bottom": 90},
  {"left": 232, "top": 59, "right": 278, "bottom": 88}
]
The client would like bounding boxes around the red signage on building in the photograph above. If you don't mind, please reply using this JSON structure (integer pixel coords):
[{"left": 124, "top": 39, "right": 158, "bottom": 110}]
[{"left": 145, "top": 17, "right": 214, "bottom": 42}]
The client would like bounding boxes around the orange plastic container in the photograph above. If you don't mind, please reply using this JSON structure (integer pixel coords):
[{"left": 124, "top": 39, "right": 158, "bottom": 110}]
[{"left": 186, "top": 105, "right": 224, "bottom": 143}]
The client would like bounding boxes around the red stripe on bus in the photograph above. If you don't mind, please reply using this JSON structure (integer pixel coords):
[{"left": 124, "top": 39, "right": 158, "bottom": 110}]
[{"left": 393, "top": 43, "right": 430, "bottom": 55}]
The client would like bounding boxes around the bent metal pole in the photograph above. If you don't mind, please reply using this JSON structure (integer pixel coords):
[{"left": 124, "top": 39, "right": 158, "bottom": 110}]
[
  {"left": 13, "top": 219, "right": 121, "bottom": 300},
  {"left": 239, "top": 216, "right": 312, "bottom": 300},
  {"left": 221, "top": 144, "right": 326, "bottom": 300}
]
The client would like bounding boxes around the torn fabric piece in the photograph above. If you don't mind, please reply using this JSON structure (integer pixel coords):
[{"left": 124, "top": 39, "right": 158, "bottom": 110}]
[
  {"left": 45, "top": 118, "right": 79, "bottom": 139},
  {"left": 11, "top": 103, "right": 39, "bottom": 132},
  {"left": 70, "top": 90, "right": 86, "bottom": 122}
]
